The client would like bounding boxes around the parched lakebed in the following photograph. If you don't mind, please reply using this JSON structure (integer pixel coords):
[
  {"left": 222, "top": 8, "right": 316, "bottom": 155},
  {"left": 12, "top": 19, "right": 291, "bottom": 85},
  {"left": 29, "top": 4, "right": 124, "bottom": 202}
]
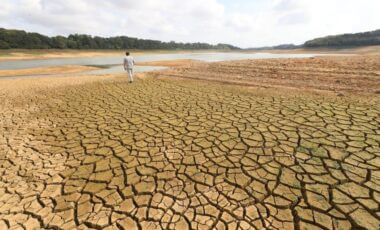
[{"left": 0, "top": 69, "right": 379, "bottom": 229}]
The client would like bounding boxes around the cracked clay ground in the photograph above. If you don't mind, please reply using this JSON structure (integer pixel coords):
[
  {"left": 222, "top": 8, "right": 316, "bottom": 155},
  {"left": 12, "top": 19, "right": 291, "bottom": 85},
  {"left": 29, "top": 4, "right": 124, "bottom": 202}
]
[{"left": 0, "top": 70, "right": 380, "bottom": 229}]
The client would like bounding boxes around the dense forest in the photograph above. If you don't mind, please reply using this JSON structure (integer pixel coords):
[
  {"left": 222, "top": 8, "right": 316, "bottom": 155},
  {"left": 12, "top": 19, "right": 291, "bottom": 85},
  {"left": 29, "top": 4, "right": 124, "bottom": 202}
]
[
  {"left": 304, "top": 29, "right": 380, "bottom": 47},
  {"left": 248, "top": 29, "right": 380, "bottom": 50},
  {"left": 0, "top": 28, "right": 240, "bottom": 50}
]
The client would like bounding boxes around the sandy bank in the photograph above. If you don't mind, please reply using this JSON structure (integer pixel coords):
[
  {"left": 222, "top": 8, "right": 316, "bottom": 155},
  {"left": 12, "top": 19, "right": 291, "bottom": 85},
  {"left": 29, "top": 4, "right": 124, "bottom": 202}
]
[
  {"left": 0, "top": 49, "right": 231, "bottom": 61},
  {"left": 0, "top": 65, "right": 100, "bottom": 77},
  {"left": 152, "top": 55, "right": 380, "bottom": 95}
]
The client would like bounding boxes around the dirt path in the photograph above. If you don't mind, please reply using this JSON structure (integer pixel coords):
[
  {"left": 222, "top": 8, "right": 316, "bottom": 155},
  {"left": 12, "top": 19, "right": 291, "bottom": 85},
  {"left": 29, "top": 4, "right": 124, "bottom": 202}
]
[{"left": 0, "top": 74, "right": 379, "bottom": 229}]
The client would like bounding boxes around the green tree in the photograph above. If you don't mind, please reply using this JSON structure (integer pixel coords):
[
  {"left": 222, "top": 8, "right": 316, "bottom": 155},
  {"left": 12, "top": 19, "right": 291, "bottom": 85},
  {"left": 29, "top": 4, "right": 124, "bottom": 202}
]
[
  {"left": 51, "top": 36, "right": 68, "bottom": 49},
  {"left": 0, "top": 40, "right": 10, "bottom": 49},
  {"left": 0, "top": 28, "right": 241, "bottom": 50}
]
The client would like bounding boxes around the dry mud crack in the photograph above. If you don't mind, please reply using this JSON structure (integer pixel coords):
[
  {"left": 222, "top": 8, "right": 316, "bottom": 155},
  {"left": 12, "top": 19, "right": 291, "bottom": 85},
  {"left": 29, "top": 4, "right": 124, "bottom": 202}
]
[{"left": 0, "top": 77, "right": 379, "bottom": 229}]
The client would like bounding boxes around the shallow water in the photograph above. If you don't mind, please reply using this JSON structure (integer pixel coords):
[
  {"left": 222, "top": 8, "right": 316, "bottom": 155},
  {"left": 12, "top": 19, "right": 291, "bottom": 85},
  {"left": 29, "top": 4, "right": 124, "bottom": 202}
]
[
  {"left": 0, "top": 52, "right": 317, "bottom": 69},
  {"left": 0, "top": 66, "right": 168, "bottom": 80},
  {"left": 0, "top": 52, "right": 317, "bottom": 79}
]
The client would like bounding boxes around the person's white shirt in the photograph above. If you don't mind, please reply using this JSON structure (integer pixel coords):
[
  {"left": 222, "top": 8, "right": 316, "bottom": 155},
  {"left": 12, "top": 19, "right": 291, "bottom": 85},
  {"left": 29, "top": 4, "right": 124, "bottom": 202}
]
[{"left": 124, "top": 56, "right": 135, "bottom": 69}]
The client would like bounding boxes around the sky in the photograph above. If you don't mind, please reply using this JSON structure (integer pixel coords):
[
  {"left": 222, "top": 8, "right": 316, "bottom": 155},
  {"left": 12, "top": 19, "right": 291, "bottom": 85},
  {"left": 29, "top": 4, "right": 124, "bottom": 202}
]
[{"left": 1, "top": 0, "right": 380, "bottom": 48}]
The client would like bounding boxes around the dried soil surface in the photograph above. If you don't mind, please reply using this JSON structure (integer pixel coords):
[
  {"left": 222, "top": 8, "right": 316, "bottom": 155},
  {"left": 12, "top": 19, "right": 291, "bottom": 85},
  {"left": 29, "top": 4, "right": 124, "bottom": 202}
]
[
  {"left": 152, "top": 55, "right": 380, "bottom": 95},
  {"left": 0, "top": 65, "right": 99, "bottom": 77},
  {"left": 0, "top": 50, "right": 122, "bottom": 61},
  {"left": 0, "top": 57, "right": 380, "bottom": 229}
]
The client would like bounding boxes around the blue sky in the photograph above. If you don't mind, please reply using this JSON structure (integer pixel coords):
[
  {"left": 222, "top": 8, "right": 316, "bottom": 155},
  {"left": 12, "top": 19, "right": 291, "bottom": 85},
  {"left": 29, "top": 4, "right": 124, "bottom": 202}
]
[{"left": 1, "top": 0, "right": 380, "bottom": 48}]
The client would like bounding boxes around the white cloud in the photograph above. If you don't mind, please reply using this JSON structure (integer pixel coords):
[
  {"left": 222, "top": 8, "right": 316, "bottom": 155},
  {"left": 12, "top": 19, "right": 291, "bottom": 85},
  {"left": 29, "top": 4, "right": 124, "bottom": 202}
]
[
  {"left": 225, "top": 13, "right": 255, "bottom": 31},
  {"left": 1, "top": 0, "right": 380, "bottom": 48},
  {"left": 0, "top": 1, "right": 13, "bottom": 19}
]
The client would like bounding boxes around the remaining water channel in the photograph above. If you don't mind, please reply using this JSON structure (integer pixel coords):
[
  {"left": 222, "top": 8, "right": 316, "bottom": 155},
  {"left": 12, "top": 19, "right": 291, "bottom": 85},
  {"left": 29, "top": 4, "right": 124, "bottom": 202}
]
[{"left": 0, "top": 52, "right": 318, "bottom": 79}]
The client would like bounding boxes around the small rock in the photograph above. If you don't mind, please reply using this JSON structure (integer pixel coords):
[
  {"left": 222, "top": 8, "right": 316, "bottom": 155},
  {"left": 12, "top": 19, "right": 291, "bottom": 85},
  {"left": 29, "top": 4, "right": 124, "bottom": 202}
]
[{"left": 336, "top": 92, "right": 344, "bottom": 97}]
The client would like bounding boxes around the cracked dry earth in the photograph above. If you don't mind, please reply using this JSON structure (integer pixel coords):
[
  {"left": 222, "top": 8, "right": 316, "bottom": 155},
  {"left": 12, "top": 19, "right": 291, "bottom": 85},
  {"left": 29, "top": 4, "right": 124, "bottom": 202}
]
[{"left": 0, "top": 76, "right": 380, "bottom": 230}]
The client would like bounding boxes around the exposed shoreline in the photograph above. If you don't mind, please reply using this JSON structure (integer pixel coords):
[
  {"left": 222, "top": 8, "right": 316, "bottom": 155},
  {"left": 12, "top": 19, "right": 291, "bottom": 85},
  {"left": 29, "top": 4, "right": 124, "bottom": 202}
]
[
  {"left": 1, "top": 55, "right": 379, "bottom": 98},
  {"left": 0, "top": 49, "right": 238, "bottom": 61},
  {"left": 1, "top": 45, "right": 380, "bottom": 61},
  {"left": 0, "top": 65, "right": 100, "bottom": 77},
  {"left": 1, "top": 53, "right": 379, "bottom": 230}
]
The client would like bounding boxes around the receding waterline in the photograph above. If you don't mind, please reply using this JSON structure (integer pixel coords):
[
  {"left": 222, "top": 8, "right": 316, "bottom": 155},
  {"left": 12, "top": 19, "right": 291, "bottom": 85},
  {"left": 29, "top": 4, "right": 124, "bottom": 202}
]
[{"left": 0, "top": 52, "right": 320, "bottom": 79}]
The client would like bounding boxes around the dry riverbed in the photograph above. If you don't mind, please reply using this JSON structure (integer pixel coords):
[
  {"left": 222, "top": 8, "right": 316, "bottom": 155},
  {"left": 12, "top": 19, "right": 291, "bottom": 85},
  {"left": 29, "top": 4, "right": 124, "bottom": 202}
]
[
  {"left": 0, "top": 56, "right": 379, "bottom": 229},
  {"left": 152, "top": 55, "right": 380, "bottom": 95},
  {"left": 0, "top": 50, "right": 122, "bottom": 61},
  {"left": 0, "top": 65, "right": 100, "bottom": 77}
]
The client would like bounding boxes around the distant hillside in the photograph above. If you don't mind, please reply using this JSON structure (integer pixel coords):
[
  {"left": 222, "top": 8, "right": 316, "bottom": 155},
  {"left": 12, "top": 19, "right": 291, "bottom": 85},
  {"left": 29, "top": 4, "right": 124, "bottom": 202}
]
[
  {"left": 0, "top": 28, "right": 240, "bottom": 50},
  {"left": 247, "top": 44, "right": 301, "bottom": 51},
  {"left": 304, "top": 29, "right": 380, "bottom": 48}
]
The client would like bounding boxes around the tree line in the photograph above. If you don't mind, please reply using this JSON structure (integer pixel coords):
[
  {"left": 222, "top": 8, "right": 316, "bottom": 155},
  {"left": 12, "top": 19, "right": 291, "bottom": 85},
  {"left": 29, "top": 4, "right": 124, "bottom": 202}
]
[
  {"left": 304, "top": 29, "right": 380, "bottom": 48},
  {"left": 0, "top": 28, "right": 240, "bottom": 50}
]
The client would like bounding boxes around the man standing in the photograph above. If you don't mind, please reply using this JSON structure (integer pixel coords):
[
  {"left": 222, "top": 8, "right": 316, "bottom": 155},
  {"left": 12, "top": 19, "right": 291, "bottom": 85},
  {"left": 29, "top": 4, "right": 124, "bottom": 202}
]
[{"left": 124, "top": 52, "right": 135, "bottom": 83}]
